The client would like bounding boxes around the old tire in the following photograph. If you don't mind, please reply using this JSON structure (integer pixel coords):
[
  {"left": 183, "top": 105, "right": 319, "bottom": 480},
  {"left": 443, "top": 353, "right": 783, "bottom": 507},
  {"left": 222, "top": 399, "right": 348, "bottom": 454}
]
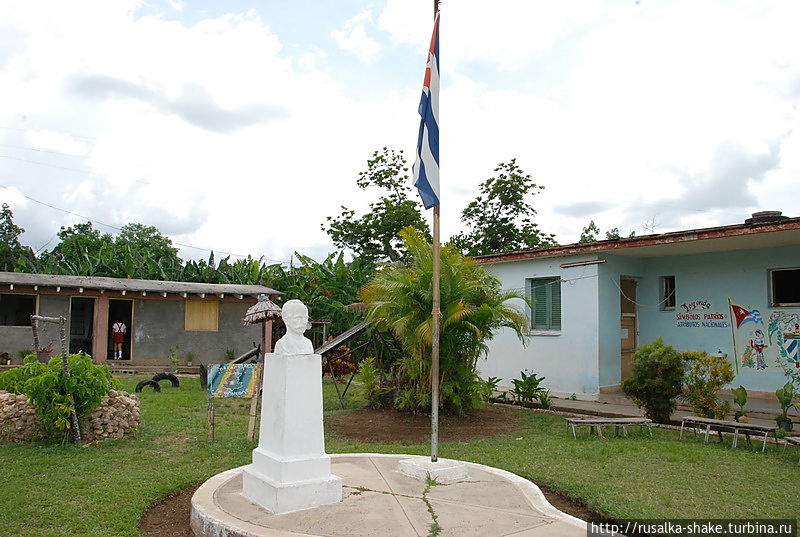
[
  {"left": 135, "top": 379, "right": 161, "bottom": 393},
  {"left": 152, "top": 372, "right": 180, "bottom": 388},
  {"left": 199, "top": 364, "right": 208, "bottom": 389}
]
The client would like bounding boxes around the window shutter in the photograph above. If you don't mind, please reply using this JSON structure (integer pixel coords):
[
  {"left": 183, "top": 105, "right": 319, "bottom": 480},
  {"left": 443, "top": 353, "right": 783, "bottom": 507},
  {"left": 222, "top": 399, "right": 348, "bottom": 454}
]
[
  {"left": 532, "top": 281, "right": 549, "bottom": 329},
  {"left": 185, "top": 300, "right": 219, "bottom": 331},
  {"left": 550, "top": 280, "right": 561, "bottom": 330}
]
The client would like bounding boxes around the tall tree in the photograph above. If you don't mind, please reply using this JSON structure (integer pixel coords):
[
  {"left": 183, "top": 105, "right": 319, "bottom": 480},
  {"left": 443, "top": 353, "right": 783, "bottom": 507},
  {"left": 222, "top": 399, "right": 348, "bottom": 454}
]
[
  {"left": 451, "top": 159, "right": 556, "bottom": 256},
  {"left": 323, "top": 148, "right": 430, "bottom": 264},
  {"left": 0, "top": 203, "right": 26, "bottom": 271},
  {"left": 115, "top": 223, "right": 181, "bottom": 265},
  {"left": 48, "top": 222, "right": 114, "bottom": 263}
]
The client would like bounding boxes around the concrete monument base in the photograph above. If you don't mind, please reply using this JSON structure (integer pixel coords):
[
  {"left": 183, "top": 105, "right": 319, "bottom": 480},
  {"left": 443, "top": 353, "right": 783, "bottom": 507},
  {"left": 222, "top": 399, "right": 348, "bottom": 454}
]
[
  {"left": 241, "top": 352, "right": 343, "bottom": 514},
  {"left": 191, "top": 453, "right": 587, "bottom": 537},
  {"left": 242, "top": 464, "right": 342, "bottom": 515}
]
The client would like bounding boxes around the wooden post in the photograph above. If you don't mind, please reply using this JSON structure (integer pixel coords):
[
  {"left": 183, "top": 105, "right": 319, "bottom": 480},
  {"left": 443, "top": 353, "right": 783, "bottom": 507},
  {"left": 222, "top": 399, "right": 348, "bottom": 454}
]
[
  {"left": 264, "top": 320, "right": 273, "bottom": 353},
  {"left": 31, "top": 315, "right": 81, "bottom": 443},
  {"left": 247, "top": 366, "right": 262, "bottom": 441},
  {"left": 207, "top": 396, "right": 215, "bottom": 442}
]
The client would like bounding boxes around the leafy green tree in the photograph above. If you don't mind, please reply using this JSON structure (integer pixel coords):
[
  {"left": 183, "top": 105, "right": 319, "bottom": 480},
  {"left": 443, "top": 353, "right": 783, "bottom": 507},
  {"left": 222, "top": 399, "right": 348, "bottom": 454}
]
[
  {"left": 45, "top": 222, "right": 114, "bottom": 266},
  {"left": 323, "top": 148, "right": 430, "bottom": 264},
  {"left": 578, "top": 220, "right": 635, "bottom": 243},
  {"left": 114, "top": 223, "right": 181, "bottom": 268},
  {"left": 360, "top": 227, "right": 528, "bottom": 414},
  {"left": 451, "top": 159, "right": 556, "bottom": 256},
  {"left": 0, "top": 203, "right": 26, "bottom": 271},
  {"left": 578, "top": 220, "right": 601, "bottom": 243}
]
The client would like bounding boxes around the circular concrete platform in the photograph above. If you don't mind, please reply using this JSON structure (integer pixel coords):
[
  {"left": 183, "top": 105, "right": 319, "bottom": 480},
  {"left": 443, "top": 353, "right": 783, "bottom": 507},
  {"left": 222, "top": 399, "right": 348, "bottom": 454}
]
[{"left": 191, "top": 453, "right": 587, "bottom": 537}]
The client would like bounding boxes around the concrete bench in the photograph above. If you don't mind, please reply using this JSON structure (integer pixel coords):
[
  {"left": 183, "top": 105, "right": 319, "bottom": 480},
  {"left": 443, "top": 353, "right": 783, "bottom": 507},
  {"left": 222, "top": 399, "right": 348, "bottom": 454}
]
[
  {"left": 565, "top": 417, "right": 652, "bottom": 439},
  {"left": 783, "top": 437, "right": 800, "bottom": 464},
  {"left": 679, "top": 416, "right": 779, "bottom": 452}
]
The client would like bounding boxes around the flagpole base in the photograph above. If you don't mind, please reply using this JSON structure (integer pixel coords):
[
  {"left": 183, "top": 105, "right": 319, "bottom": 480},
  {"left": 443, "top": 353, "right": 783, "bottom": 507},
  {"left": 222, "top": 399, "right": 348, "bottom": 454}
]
[{"left": 398, "top": 456, "right": 468, "bottom": 484}]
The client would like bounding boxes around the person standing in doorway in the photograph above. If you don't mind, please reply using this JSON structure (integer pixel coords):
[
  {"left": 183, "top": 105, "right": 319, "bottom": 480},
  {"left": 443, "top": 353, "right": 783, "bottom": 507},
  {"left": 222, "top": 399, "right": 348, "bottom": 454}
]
[{"left": 111, "top": 320, "right": 127, "bottom": 360}]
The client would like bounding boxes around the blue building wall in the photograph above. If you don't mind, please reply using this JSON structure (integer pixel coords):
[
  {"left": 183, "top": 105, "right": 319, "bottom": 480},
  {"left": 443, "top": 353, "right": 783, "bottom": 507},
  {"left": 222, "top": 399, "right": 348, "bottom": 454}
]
[
  {"left": 598, "top": 255, "right": 645, "bottom": 388},
  {"left": 480, "top": 255, "right": 602, "bottom": 399},
  {"left": 599, "top": 244, "right": 800, "bottom": 392}
]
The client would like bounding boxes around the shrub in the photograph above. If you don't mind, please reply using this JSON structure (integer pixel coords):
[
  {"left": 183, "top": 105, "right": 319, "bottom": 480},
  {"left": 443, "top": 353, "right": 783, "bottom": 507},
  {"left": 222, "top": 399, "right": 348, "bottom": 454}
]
[
  {"left": 621, "top": 338, "right": 684, "bottom": 423},
  {"left": 732, "top": 385, "right": 748, "bottom": 422},
  {"left": 510, "top": 371, "right": 546, "bottom": 407},
  {"left": 353, "top": 357, "right": 387, "bottom": 408},
  {"left": 0, "top": 354, "right": 119, "bottom": 437},
  {"left": 682, "top": 350, "right": 734, "bottom": 419},
  {"left": 328, "top": 345, "right": 356, "bottom": 377},
  {"left": 537, "top": 389, "right": 553, "bottom": 410},
  {"left": 360, "top": 227, "right": 528, "bottom": 415}
]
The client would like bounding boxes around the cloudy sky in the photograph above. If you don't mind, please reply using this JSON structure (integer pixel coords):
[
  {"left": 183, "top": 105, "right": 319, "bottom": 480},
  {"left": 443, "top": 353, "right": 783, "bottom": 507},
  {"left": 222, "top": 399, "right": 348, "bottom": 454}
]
[{"left": 1, "top": 0, "right": 798, "bottom": 264}]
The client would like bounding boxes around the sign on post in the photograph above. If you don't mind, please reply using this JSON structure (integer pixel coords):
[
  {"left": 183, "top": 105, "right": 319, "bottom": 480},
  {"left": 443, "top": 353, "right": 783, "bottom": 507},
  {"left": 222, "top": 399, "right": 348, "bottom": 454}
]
[{"left": 206, "top": 363, "right": 263, "bottom": 441}]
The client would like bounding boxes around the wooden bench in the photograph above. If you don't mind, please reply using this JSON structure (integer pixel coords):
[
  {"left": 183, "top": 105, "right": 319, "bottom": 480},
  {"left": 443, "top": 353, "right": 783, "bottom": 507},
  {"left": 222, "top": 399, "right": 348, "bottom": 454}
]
[
  {"left": 679, "top": 416, "right": 779, "bottom": 452},
  {"left": 783, "top": 437, "right": 800, "bottom": 464},
  {"left": 565, "top": 417, "right": 652, "bottom": 439}
]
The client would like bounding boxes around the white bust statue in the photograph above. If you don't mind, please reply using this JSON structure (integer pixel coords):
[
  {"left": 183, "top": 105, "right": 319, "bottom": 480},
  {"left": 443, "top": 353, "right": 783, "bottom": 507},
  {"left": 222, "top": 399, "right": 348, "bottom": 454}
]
[{"left": 273, "top": 299, "right": 315, "bottom": 355}]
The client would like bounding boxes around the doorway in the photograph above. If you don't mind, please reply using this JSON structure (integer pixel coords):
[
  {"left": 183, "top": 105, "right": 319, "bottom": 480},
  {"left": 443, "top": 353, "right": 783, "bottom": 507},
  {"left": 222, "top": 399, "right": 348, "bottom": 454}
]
[
  {"left": 620, "top": 278, "right": 638, "bottom": 382},
  {"left": 69, "top": 297, "right": 95, "bottom": 355},
  {"left": 108, "top": 299, "right": 133, "bottom": 361}
]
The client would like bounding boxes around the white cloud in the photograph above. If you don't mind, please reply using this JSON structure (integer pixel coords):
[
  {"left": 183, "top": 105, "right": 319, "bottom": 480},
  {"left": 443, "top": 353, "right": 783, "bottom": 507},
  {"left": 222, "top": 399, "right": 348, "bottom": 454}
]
[
  {"left": 331, "top": 10, "right": 382, "bottom": 62},
  {"left": 0, "top": 0, "right": 798, "bottom": 261},
  {"left": 23, "top": 130, "right": 89, "bottom": 156}
]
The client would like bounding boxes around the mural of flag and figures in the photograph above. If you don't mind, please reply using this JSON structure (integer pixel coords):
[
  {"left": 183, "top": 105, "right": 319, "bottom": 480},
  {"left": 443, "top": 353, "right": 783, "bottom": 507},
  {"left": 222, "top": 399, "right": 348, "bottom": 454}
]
[
  {"left": 207, "top": 363, "right": 262, "bottom": 398},
  {"left": 730, "top": 303, "right": 800, "bottom": 371}
]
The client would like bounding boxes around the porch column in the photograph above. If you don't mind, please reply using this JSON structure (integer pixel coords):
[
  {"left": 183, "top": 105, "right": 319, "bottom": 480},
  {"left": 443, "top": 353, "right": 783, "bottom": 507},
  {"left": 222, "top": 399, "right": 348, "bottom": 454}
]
[{"left": 93, "top": 295, "right": 109, "bottom": 363}]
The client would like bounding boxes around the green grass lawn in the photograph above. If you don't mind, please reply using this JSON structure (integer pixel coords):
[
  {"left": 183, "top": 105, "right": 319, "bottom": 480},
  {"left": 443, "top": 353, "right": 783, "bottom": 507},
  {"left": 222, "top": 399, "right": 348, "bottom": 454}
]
[{"left": 0, "top": 375, "right": 798, "bottom": 537}]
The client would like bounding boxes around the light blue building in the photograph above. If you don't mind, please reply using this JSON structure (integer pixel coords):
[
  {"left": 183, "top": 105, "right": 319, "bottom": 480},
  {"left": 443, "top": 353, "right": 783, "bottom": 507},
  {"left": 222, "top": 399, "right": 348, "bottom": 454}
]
[{"left": 475, "top": 212, "right": 800, "bottom": 401}]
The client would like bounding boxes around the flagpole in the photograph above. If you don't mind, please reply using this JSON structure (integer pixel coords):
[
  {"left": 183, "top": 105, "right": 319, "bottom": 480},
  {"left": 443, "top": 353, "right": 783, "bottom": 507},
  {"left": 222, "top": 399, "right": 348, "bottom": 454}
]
[
  {"left": 727, "top": 298, "right": 740, "bottom": 375},
  {"left": 430, "top": 0, "right": 441, "bottom": 464}
]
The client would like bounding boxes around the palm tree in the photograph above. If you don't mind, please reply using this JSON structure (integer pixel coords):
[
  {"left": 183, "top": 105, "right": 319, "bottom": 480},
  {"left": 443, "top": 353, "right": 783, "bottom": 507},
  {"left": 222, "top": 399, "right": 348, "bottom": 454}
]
[{"left": 360, "top": 227, "right": 528, "bottom": 414}]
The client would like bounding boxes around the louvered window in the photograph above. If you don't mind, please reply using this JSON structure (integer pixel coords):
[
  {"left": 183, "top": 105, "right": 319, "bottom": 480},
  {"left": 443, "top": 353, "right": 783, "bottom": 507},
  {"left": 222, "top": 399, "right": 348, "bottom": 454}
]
[{"left": 529, "top": 277, "right": 561, "bottom": 331}]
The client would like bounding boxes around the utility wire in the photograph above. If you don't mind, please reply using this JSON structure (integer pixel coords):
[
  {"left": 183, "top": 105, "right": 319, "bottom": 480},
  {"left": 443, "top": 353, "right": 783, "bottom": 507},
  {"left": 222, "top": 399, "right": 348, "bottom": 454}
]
[
  {"left": 0, "top": 143, "right": 89, "bottom": 159},
  {"left": 0, "top": 184, "right": 290, "bottom": 264}
]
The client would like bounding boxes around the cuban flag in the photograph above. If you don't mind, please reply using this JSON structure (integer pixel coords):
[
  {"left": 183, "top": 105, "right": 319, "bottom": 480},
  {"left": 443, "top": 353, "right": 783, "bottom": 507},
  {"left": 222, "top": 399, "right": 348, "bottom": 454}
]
[
  {"left": 730, "top": 304, "right": 763, "bottom": 328},
  {"left": 413, "top": 12, "right": 440, "bottom": 210}
]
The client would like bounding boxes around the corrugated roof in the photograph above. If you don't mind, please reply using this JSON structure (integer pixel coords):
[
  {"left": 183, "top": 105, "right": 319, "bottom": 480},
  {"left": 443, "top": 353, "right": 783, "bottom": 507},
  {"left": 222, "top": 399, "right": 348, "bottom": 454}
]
[
  {"left": 473, "top": 217, "right": 800, "bottom": 264},
  {"left": 0, "top": 272, "right": 281, "bottom": 297}
]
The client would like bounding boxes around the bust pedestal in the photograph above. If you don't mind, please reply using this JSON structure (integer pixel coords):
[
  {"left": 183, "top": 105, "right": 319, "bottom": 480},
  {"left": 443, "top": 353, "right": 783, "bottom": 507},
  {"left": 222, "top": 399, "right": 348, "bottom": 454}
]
[{"left": 241, "top": 353, "right": 342, "bottom": 514}]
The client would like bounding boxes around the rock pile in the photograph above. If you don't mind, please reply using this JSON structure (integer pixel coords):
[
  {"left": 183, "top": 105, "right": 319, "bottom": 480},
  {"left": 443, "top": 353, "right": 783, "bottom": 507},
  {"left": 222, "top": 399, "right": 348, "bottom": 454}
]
[
  {"left": 0, "top": 389, "right": 141, "bottom": 443},
  {"left": 82, "top": 390, "right": 141, "bottom": 441},
  {"left": 0, "top": 391, "right": 42, "bottom": 442}
]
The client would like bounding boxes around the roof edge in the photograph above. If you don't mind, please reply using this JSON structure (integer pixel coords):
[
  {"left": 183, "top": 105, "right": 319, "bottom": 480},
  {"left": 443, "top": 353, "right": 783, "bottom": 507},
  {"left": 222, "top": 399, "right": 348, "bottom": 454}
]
[{"left": 473, "top": 217, "right": 800, "bottom": 264}]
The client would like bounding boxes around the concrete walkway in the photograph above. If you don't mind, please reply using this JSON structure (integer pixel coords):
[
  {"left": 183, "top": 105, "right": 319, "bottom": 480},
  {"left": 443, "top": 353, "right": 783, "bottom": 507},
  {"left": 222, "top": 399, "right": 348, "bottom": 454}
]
[{"left": 191, "top": 454, "right": 587, "bottom": 537}]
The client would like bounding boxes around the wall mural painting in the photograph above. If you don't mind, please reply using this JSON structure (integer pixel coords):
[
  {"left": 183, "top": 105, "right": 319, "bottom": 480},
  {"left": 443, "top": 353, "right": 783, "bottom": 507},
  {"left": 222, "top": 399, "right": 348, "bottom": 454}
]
[
  {"left": 730, "top": 303, "right": 798, "bottom": 372},
  {"left": 767, "top": 311, "right": 800, "bottom": 370}
]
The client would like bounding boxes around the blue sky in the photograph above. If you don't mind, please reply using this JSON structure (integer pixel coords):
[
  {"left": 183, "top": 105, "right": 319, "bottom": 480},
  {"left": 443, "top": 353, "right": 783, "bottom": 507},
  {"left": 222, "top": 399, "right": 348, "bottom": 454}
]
[{"left": 1, "top": 0, "right": 798, "bottom": 263}]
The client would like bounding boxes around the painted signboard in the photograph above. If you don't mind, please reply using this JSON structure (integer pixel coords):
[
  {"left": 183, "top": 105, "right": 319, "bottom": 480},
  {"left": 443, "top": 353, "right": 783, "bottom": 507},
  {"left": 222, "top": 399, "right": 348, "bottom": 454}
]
[
  {"left": 675, "top": 299, "right": 729, "bottom": 329},
  {"left": 207, "top": 363, "right": 262, "bottom": 398}
]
